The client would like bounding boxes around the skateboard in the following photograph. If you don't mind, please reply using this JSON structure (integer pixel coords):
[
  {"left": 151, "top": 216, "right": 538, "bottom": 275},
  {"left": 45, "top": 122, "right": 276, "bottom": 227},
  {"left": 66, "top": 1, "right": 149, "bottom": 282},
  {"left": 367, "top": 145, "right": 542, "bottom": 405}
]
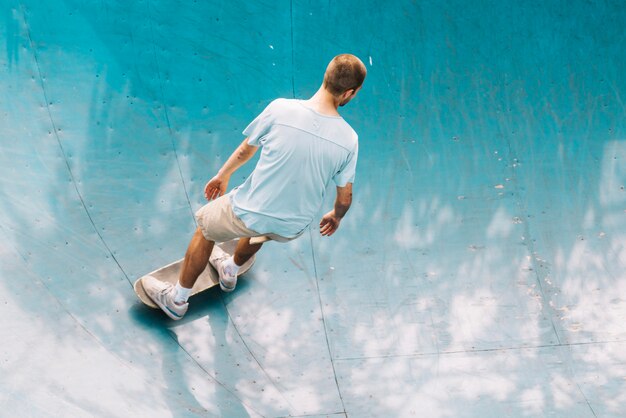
[{"left": 134, "top": 239, "right": 255, "bottom": 308}]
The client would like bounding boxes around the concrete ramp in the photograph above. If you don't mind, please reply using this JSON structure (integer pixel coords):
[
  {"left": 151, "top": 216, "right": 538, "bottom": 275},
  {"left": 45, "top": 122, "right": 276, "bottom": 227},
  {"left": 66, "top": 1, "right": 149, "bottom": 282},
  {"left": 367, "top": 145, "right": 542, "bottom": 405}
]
[{"left": 1, "top": 1, "right": 626, "bottom": 416}]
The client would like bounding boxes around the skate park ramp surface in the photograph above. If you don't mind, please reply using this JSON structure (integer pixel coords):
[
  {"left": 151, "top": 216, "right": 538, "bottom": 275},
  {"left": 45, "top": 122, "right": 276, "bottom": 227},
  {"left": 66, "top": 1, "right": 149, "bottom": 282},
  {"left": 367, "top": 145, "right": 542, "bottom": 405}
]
[{"left": 2, "top": 1, "right": 626, "bottom": 417}]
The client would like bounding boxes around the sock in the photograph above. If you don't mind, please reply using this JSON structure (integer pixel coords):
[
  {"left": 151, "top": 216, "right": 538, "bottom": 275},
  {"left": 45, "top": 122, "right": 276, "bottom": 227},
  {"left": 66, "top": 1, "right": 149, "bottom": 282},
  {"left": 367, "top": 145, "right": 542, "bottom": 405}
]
[
  {"left": 174, "top": 282, "right": 192, "bottom": 305},
  {"left": 223, "top": 256, "right": 240, "bottom": 276}
]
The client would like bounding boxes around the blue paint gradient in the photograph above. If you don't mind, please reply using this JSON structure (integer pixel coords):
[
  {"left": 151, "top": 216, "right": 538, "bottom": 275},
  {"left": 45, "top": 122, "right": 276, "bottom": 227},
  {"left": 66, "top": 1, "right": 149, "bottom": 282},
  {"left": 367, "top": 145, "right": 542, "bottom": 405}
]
[{"left": 1, "top": 1, "right": 626, "bottom": 416}]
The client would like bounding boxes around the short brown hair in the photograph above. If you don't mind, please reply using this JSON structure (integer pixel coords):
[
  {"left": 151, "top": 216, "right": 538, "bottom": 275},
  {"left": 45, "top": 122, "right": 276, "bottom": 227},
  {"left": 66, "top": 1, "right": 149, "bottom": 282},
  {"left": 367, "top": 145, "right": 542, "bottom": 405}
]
[{"left": 323, "top": 54, "right": 367, "bottom": 96}]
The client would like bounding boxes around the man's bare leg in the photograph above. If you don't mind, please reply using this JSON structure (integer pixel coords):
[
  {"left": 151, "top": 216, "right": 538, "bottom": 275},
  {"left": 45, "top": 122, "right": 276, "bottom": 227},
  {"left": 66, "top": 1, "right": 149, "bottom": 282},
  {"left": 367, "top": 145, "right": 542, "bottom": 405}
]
[
  {"left": 234, "top": 237, "right": 263, "bottom": 266},
  {"left": 140, "top": 227, "right": 212, "bottom": 319},
  {"left": 179, "top": 227, "right": 215, "bottom": 289}
]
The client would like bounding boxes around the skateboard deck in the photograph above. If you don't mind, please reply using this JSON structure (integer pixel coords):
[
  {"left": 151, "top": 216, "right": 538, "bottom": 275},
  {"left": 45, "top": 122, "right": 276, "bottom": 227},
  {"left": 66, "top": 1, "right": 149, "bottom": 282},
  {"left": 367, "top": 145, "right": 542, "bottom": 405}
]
[{"left": 134, "top": 239, "right": 255, "bottom": 308}]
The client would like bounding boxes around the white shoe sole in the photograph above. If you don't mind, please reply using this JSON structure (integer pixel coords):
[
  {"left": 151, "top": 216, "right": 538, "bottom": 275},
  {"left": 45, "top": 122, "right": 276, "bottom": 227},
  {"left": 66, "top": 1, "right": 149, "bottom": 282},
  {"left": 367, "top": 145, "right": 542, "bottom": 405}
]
[
  {"left": 141, "top": 276, "right": 187, "bottom": 320},
  {"left": 219, "top": 276, "right": 236, "bottom": 292}
]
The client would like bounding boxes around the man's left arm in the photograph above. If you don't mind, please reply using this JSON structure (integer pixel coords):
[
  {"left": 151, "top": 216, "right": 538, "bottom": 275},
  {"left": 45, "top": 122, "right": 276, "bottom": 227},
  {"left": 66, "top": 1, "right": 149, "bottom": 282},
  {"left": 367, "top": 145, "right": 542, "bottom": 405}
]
[
  {"left": 204, "top": 138, "right": 258, "bottom": 200},
  {"left": 319, "top": 182, "right": 353, "bottom": 236}
]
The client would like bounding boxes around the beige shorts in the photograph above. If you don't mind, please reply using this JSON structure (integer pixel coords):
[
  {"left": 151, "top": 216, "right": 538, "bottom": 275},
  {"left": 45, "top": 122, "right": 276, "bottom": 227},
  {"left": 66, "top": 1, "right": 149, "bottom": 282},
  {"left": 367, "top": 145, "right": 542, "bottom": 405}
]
[{"left": 195, "top": 194, "right": 298, "bottom": 244}]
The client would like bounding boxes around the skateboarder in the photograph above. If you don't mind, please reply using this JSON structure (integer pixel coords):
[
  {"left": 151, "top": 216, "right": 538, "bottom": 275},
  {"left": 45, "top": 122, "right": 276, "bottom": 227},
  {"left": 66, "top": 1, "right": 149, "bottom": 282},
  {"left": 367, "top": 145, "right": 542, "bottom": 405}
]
[{"left": 143, "top": 54, "right": 367, "bottom": 319}]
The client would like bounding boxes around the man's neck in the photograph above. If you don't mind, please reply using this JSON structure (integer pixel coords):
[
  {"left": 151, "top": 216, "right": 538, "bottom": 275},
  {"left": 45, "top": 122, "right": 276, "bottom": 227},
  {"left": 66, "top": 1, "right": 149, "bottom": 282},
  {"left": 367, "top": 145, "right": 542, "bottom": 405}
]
[{"left": 303, "top": 88, "right": 341, "bottom": 116}]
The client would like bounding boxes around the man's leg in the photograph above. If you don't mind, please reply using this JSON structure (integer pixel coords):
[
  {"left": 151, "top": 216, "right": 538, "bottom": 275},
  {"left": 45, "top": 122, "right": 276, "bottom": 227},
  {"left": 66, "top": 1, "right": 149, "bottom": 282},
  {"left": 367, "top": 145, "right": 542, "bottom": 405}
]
[
  {"left": 141, "top": 227, "right": 213, "bottom": 320},
  {"left": 179, "top": 227, "right": 215, "bottom": 288},
  {"left": 211, "top": 237, "right": 262, "bottom": 292},
  {"left": 234, "top": 237, "right": 263, "bottom": 266}
]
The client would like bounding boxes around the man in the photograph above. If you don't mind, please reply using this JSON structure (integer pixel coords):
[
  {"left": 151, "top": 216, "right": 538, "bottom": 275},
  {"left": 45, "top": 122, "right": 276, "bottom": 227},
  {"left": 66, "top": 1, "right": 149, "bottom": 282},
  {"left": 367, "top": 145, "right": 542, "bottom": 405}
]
[{"left": 143, "top": 54, "right": 367, "bottom": 320}]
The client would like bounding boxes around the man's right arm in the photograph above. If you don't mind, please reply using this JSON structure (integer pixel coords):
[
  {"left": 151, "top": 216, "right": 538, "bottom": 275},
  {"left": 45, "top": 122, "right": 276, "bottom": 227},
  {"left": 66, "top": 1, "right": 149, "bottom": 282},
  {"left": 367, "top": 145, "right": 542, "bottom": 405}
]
[
  {"left": 319, "top": 183, "right": 353, "bottom": 236},
  {"left": 204, "top": 138, "right": 258, "bottom": 200}
]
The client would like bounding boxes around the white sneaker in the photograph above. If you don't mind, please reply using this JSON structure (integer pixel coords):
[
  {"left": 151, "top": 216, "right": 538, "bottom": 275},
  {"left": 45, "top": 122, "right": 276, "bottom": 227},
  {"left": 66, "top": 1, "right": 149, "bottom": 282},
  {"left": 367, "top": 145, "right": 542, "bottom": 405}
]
[
  {"left": 209, "top": 246, "right": 238, "bottom": 292},
  {"left": 141, "top": 275, "right": 189, "bottom": 320}
]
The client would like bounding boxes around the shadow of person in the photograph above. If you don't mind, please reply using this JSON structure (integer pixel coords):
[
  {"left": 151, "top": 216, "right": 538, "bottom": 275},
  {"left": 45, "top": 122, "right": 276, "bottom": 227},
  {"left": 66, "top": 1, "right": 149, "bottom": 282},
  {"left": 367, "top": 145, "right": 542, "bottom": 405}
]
[{"left": 129, "top": 289, "right": 253, "bottom": 417}]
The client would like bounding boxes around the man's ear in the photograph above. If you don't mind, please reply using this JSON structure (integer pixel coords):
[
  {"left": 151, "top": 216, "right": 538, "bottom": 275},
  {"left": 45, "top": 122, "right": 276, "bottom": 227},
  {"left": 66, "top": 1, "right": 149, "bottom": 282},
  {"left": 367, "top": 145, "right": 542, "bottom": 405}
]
[{"left": 342, "top": 88, "right": 355, "bottom": 100}]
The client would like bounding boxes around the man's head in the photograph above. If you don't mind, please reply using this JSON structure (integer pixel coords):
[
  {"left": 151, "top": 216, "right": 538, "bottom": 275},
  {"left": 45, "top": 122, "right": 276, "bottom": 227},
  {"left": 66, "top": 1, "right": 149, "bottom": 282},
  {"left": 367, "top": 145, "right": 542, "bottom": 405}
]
[{"left": 323, "top": 54, "right": 367, "bottom": 106}]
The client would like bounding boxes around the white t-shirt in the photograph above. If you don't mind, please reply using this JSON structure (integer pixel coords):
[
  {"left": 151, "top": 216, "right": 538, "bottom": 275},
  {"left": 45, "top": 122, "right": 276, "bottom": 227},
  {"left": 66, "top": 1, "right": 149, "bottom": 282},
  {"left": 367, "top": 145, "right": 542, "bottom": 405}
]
[{"left": 230, "top": 98, "right": 358, "bottom": 238}]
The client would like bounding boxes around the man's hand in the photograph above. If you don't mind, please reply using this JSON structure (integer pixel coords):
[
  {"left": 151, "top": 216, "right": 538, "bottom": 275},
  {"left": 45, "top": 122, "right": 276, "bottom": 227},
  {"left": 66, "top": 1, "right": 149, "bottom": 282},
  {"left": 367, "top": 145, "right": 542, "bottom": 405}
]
[
  {"left": 319, "top": 183, "right": 353, "bottom": 236},
  {"left": 319, "top": 210, "right": 342, "bottom": 236},
  {"left": 204, "top": 138, "right": 258, "bottom": 201},
  {"left": 204, "top": 175, "right": 229, "bottom": 201}
]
